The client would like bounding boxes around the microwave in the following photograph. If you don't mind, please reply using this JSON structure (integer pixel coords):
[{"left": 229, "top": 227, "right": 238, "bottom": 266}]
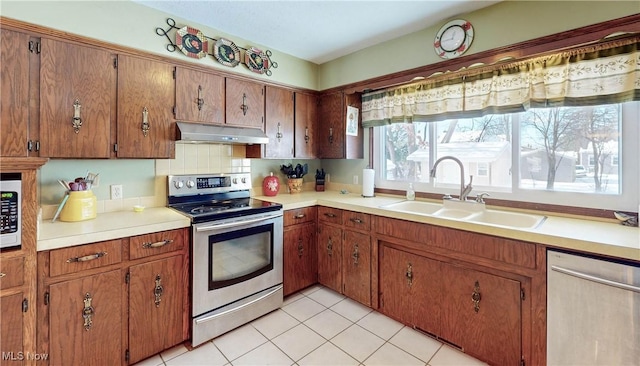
[{"left": 0, "top": 173, "right": 21, "bottom": 250}]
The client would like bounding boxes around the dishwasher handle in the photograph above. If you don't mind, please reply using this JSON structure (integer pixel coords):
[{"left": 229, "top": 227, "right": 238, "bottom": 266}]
[{"left": 551, "top": 265, "right": 640, "bottom": 293}]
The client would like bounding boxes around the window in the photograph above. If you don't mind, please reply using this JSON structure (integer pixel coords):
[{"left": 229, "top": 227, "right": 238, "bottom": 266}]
[{"left": 373, "top": 102, "right": 639, "bottom": 211}]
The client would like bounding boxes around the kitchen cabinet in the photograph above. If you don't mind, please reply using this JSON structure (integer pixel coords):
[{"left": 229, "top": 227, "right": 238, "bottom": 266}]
[
  {"left": 37, "top": 228, "right": 188, "bottom": 365},
  {"left": 317, "top": 92, "right": 363, "bottom": 159},
  {"left": 175, "top": 67, "right": 225, "bottom": 124},
  {"left": 375, "top": 215, "right": 542, "bottom": 366},
  {"left": 247, "top": 86, "right": 294, "bottom": 159},
  {"left": 225, "top": 78, "right": 264, "bottom": 129},
  {"left": 116, "top": 55, "right": 175, "bottom": 158},
  {"left": 283, "top": 207, "right": 317, "bottom": 296},
  {"left": 39, "top": 38, "right": 115, "bottom": 158},
  {"left": 294, "top": 92, "right": 318, "bottom": 158},
  {"left": 0, "top": 158, "right": 47, "bottom": 366},
  {"left": 0, "top": 29, "right": 35, "bottom": 157},
  {"left": 317, "top": 207, "right": 372, "bottom": 306}
]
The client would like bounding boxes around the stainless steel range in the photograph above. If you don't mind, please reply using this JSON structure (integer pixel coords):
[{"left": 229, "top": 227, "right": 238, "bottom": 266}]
[{"left": 168, "top": 173, "right": 283, "bottom": 347}]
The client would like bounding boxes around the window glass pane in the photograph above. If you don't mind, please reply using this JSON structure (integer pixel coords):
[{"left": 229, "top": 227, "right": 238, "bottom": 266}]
[
  {"left": 382, "top": 122, "right": 429, "bottom": 182},
  {"left": 519, "top": 106, "right": 620, "bottom": 194},
  {"left": 434, "top": 115, "right": 512, "bottom": 189}
]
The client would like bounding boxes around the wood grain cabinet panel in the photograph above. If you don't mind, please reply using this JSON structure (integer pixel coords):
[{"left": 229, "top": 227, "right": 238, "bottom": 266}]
[
  {"left": 48, "top": 269, "right": 123, "bottom": 366},
  {"left": 117, "top": 55, "right": 174, "bottom": 158},
  {"left": 283, "top": 221, "right": 317, "bottom": 296},
  {"left": 283, "top": 207, "right": 316, "bottom": 227},
  {"left": 0, "top": 292, "right": 26, "bottom": 365},
  {"left": 294, "top": 93, "right": 318, "bottom": 158},
  {"left": 129, "top": 229, "right": 184, "bottom": 260},
  {"left": 342, "top": 230, "right": 371, "bottom": 306},
  {"left": 317, "top": 224, "right": 342, "bottom": 293},
  {"left": 0, "top": 256, "right": 25, "bottom": 290},
  {"left": 317, "top": 92, "right": 363, "bottom": 159},
  {"left": 175, "top": 67, "right": 225, "bottom": 124},
  {"left": 0, "top": 29, "right": 30, "bottom": 157},
  {"left": 318, "top": 206, "right": 342, "bottom": 225},
  {"left": 263, "top": 86, "right": 294, "bottom": 158},
  {"left": 39, "top": 38, "right": 115, "bottom": 158},
  {"left": 48, "top": 239, "right": 123, "bottom": 277},
  {"left": 225, "top": 78, "right": 264, "bottom": 129},
  {"left": 128, "top": 255, "right": 184, "bottom": 364}
]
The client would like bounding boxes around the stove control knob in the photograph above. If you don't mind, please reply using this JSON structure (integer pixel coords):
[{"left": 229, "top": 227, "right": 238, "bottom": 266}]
[
  {"left": 241, "top": 177, "right": 247, "bottom": 184},
  {"left": 174, "top": 180, "right": 184, "bottom": 189},
  {"left": 186, "top": 180, "right": 195, "bottom": 188},
  {"left": 232, "top": 178, "right": 238, "bottom": 184}
]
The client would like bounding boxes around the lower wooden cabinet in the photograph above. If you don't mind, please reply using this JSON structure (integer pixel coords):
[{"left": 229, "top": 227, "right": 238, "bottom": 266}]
[
  {"left": 0, "top": 292, "right": 26, "bottom": 364},
  {"left": 283, "top": 222, "right": 317, "bottom": 296},
  {"left": 317, "top": 223, "right": 342, "bottom": 293},
  {"left": 48, "top": 270, "right": 123, "bottom": 366},
  {"left": 342, "top": 230, "right": 371, "bottom": 306},
  {"left": 37, "top": 228, "right": 189, "bottom": 365}
]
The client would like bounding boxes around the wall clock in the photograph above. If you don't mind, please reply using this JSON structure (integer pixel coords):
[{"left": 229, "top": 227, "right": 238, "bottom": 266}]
[{"left": 434, "top": 19, "right": 474, "bottom": 59}]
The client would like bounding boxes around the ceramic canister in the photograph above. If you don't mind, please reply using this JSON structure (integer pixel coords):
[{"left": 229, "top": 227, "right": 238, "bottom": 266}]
[{"left": 262, "top": 172, "right": 280, "bottom": 196}]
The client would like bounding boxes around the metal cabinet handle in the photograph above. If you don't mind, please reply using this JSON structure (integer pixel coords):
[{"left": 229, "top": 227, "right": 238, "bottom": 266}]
[
  {"left": 329, "top": 127, "right": 333, "bottom": 143},
  {"left": 240, "top": 93, "right": 249, "bottom": 116},
  {"left": 72, "top": 99, "right": 83, "bottom": 133},
  {"left": 142, "top": 239, "right": 174, "bottom": 249},
  {"left": 352, "top": 244, "right": 359, "bottom": 265},
  {"left": 196, "top": 85, "right": 205, "bottom": 111},
  {"left": 472, "top": 281, "right": 482, "bottom": 313},
  {"left": 297, "top": 240, "right": 304, "bottom": 258},
  {"left": 324, "top": 212, "right": 336, "bottom": 218},
  {"left": 327, "top": 238, "right": 333, "bottom": 257},
  {"left": 67, "top": 252, "right": 107, "bottom": 263},
  {"left": 82, "top": 293, "right": 95, "bottom": 331},
  {"left": 0, "top": 272, "right": 6, "bottom": 278},
  {"left": 350, "top": 218, "right": 363, "bottom": 224},
  {"left": 141, "top": 107, "right": 151, "bottom": 137},
  {"left": 154, "top": 275, "right": 164, "bottom": 307},
  {"left": 405, "top": 263, "right": 413, "bottom": 287},
  {"left": 304, "top": 127, "right": 310, "bottom": 143},
  {"left": 294, "top": 213, "right": 306, "bottom": 219},
  {"left": 276, "top": 122, "right": 283, "bottom": 141}
]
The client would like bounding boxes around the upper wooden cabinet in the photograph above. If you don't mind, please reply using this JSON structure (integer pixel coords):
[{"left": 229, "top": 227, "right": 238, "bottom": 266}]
[
  {"left": 317, "top": 92, "right": 363, "bottom": 159},
  {"left": 175, "top": 67, "right": 225, "bottom": 124},
  {"left": 116, "top": 55, "right": 175, "bottom": 158},
  {"left": 1, "top": 29, "right": 33, "bottom": 157},
  {"left": 225, "top": 78, "right": 264, "bottom": 129},
  {"left": 294, "top": 92, "right": 318, "bottom": 159},
  {"left": 264, "top": 86, "right": 294, "bottom": 158},
  {"left": 39, "top": 38, "right": 115, "bottom": 158}
]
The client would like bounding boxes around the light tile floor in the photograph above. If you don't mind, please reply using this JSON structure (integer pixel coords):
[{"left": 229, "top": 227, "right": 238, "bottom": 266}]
[{"left": 135, "top": 285, "right": 487, "bottom": 366}]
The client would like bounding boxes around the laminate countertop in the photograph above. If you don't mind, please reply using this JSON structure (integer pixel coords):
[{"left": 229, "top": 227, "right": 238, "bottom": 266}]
[
  {"left": 256, "top": 190, "right": 640, "bottom": 262},
  {"left": 38, "top": 207, "right": 191, "bottom": 251}
]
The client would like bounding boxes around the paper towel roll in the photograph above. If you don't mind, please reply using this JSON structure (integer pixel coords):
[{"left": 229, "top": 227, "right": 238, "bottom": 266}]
[{"left": 362, "top": 169, "right": 375, "bottom": 197}]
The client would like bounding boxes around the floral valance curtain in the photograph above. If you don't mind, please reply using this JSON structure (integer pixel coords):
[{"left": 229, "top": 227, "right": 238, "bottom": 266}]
[{"left": 362, "top": 36, "right": 640, "bottom": 127}]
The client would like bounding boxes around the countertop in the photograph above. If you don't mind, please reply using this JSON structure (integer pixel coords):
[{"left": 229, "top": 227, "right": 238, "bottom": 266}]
[
  {"left": 256, "top": 190, "right": 640, "bottom": 262},
  {"left": 38, "top": 207, "right": 191, "bottom": 251}
]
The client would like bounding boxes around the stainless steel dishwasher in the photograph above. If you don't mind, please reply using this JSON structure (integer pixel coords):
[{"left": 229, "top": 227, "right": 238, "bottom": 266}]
[{"left": 547, "top": 250, "right": 640, "bottom": 365}]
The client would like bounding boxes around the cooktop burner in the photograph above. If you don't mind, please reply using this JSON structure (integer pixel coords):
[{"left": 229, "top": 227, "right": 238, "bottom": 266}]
[{"left": 170, "top": 197, "right": 281, "bottom": 223}]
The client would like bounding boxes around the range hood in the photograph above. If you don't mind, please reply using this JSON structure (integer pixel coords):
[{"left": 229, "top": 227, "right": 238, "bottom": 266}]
[{"left": 176, "top": 121, "right": 269, "bottom": 145}]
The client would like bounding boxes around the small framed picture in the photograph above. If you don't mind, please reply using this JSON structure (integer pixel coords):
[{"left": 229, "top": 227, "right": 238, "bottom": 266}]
[{"left": 346, "top": 106, "right": 359, "bottom": 136}]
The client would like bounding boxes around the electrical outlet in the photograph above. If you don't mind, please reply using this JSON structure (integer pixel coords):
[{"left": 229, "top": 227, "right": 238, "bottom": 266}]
[
  {"left": 353, "top": 175, "right": 359, "bottom": 185},
  {"left": 110, "top": 184, "right": 123, "bottom": 200}
]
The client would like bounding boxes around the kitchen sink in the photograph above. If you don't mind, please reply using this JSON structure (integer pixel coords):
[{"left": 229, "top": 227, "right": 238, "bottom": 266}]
[
  {"left": 381, "top": 199, "right": 546, "bottom": 229},
  {"left": 379, "top": 200, "right": 442, "bottom": 215}
]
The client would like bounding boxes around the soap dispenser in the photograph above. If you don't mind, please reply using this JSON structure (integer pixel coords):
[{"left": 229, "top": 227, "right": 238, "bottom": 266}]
[{"left": 406, "top": 183, "right": 415, "bottom": 201}]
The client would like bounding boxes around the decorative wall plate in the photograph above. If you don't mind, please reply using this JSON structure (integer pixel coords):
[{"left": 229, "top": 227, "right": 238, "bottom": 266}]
[
  {"left": 244, "top": 47, "right": 270, "bottom": 74},
  {"left": 176, "top": 26, "right": 208, "bottom": 59},
  {"left": 213, "top": 38, "right": 241, "bottom": 67}
]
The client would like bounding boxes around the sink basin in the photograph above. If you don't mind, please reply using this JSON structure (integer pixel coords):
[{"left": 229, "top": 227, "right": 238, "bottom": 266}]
[
  {"left": 380, "top": 200, "right": 442, "bottom": 215},
  {"left": 467, "top": 210, "right": 546, "bottom": 229},
  {"left": 432, "top": 208, "right": 475, "bottom": 219}
]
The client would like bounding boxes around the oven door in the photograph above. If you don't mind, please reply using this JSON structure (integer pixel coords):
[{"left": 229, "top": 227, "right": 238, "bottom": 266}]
[{"left": 192, "top": 211, "right": 283, "bottom": 317}]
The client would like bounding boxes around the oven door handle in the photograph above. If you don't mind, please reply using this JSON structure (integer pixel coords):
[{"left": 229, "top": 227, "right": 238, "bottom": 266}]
[{"left": 195, "top": 214, "right": 280, "bottom": 232}]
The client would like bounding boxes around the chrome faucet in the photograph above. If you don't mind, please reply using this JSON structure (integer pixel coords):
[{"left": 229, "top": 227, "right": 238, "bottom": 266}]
[{"left": 429, "top": 156, "right": 473, "bottom": 201}]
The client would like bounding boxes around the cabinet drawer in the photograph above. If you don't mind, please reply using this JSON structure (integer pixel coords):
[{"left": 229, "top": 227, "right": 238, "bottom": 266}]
[
  {"left": 49, "top": 239, "right": 123, "bottom": 277},
  {"left": 0, "top": 256, "right": 24, "bottom": 290},
  {"left": 318, "top": 206, "right": 342, "bottom": 225},
  {"left": 129, "top": 229, "right": 185, "bottom": 260},
  {"left": 284, "top": 207, "right": 317, "bottom": 226},
  {"left": 343, "top": 211, "right": 371, "bottom": 231}
]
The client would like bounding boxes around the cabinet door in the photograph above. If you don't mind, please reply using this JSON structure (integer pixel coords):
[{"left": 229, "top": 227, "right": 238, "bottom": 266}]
[
  {"left": 411, "top": 254, "right": 441, "bottom": 336},
  {"left": 117, "top": 55, "right": 174, "bottom": 158},
  {"left": 283, "top": 222, "right": 317, "bottom": 296},
  {"left": 294, "top": 93, "right": 317, "bottom": 158},
  {"left": 40, "top": 38, "right": 115, "bottom": 158},
  {"left": 342, "top": 230, "right": 371, "bottom": 306},
  {"left": 225, "top": 78, "right": 264, "bottom": 129},
  {"left": 1, "top": 29, "right": 30, "bottom": 157},
  {"left": 128, "top": 255, "right": 184, "bottom": 364},
  {"left": 317, "top": 92, "right": 344, "bottom": 158},
  {"left": 264, "top": 86, "right": 294, "bottom": 158},
  {"left": 316, "top": 224, "right": 342, "bottom": 293},
  {"left": 378, "top": 245, "right": 414, "bottom": 325},
  {"left": 440, "top": 264, "right": 521, "bottom": 366},
  {"left": 48, "top": 270, "right": 122, "bottom": 366},
  {"left": 0, "top": 292, "right": 25, "bottom": 364},
  {"left": 175, "top": 67, "right": 225, "bottom": 124}
]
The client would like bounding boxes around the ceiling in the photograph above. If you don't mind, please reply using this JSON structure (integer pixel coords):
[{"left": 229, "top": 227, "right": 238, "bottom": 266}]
[{"left": 134, "top": 0, "right": 502, "bottom": 64}]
